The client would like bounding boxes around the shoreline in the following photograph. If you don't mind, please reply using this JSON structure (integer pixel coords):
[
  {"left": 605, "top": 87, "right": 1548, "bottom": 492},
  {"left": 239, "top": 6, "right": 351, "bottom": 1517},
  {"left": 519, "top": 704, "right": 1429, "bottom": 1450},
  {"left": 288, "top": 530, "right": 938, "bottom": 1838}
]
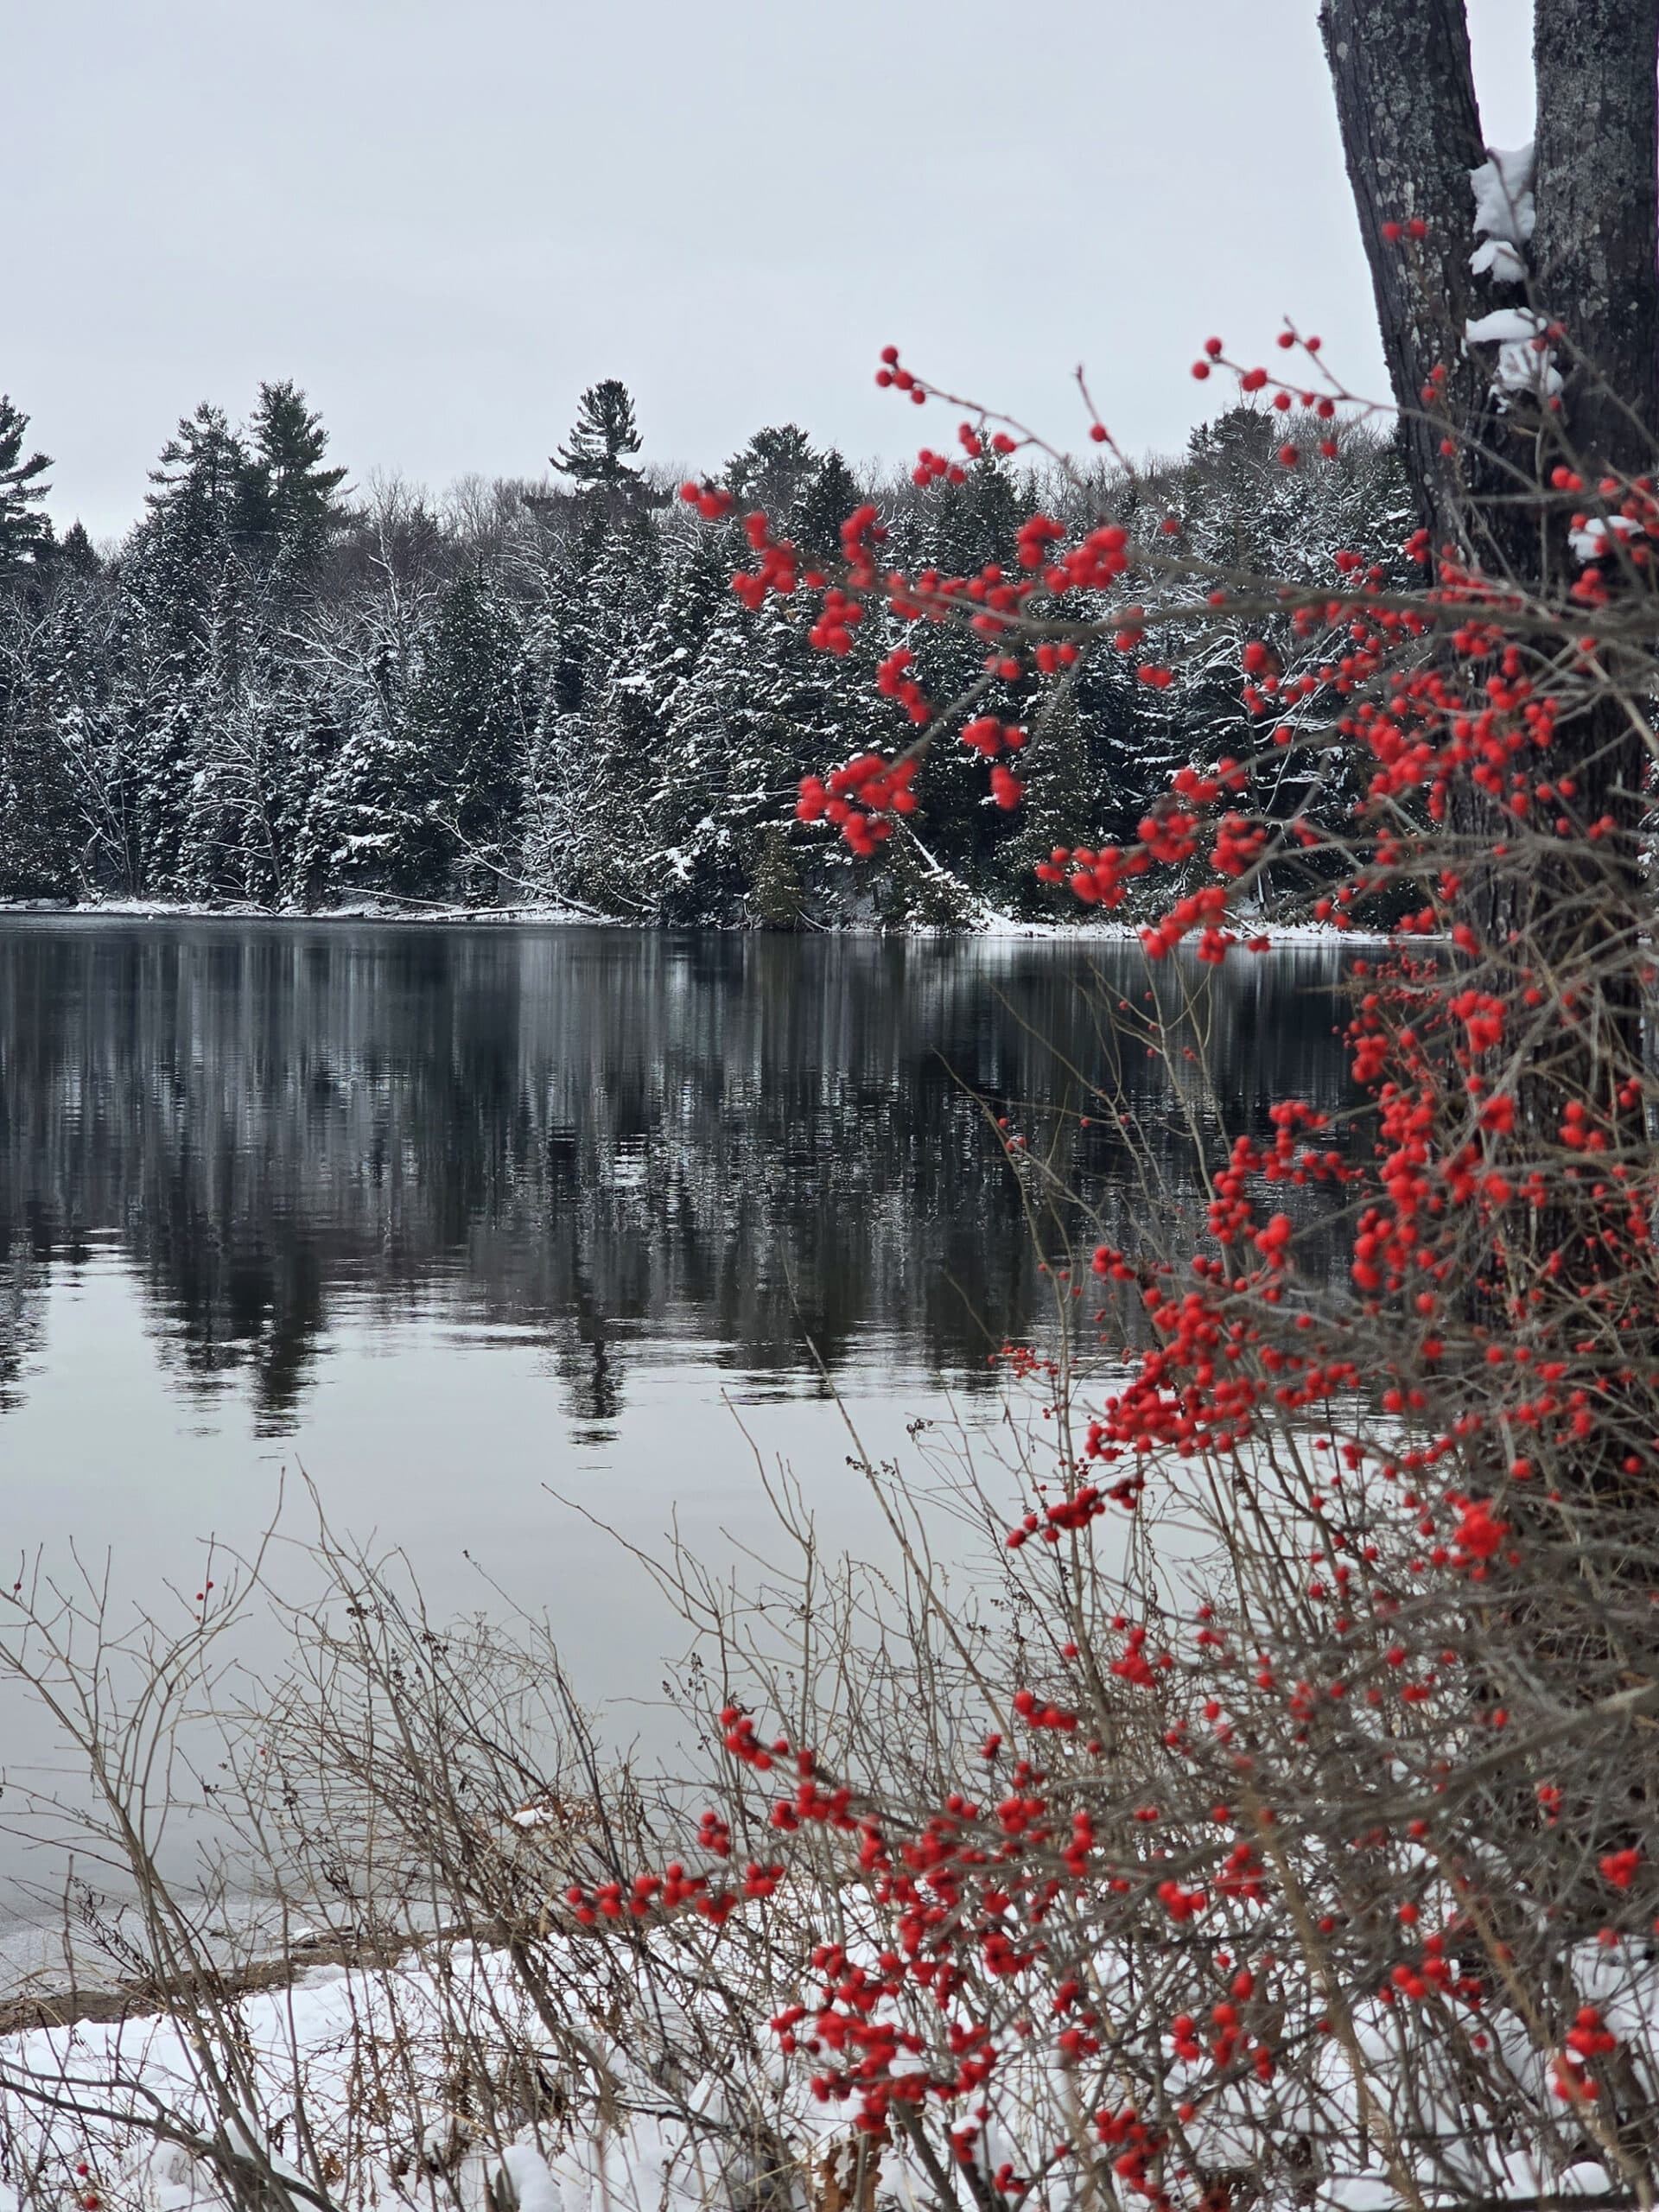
[{"left": 0, "top": 899, "right": 1379, "bottom": 947}]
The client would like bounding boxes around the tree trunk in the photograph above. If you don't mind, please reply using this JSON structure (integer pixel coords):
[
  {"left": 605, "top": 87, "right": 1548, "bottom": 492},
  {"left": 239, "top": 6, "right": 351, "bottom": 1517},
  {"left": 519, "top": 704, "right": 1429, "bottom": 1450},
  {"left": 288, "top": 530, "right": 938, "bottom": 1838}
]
[
  {"left": 1321, "top": 0, "right": 1659, "bottom": 1497},
  {"left": 1533, "top": 0, "right": 1659, "bottom": 481},
  {"left": 1318, "top": 0, "right": 1487, "bottom": 549},
  {"left": 1321, "top": 0, "right": 1659, "bottom": 542}
]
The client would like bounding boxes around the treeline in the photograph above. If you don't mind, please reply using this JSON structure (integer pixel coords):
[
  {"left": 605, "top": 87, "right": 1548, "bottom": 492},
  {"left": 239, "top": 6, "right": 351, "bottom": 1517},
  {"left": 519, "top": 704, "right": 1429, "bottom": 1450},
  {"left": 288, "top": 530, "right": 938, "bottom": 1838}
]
[{"left": 0, "top": 379, "right": 1412, "bottom": 924}]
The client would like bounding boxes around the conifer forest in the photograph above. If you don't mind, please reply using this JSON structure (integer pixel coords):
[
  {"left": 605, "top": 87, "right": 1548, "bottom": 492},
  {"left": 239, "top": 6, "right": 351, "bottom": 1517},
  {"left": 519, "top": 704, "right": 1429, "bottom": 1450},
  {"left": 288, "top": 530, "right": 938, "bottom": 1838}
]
[
  {"left": 21, "top": 3, "right": 1659, "bottom": 2209},
  {"left": 0, "top": 379, "right": 1409, "bottom": 925}
]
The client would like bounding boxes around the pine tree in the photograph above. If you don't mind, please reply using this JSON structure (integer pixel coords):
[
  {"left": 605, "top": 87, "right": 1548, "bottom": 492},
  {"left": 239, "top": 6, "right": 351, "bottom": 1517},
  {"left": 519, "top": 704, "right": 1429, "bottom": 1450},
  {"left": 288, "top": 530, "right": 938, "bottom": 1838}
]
[
  {"left": 794, "top": 448, "right": 861, "bottom": 563},
  {"left": 874, "top": 829, "right": 979, "bottom": 931},
  {"left": 530, "top": 517, "right": 668, "bottom": 911},
  {"left": 404, "top": 572, "right": 528, "bottom": 902},
  {"left": 747, "top": 824, "right": 804, "bottom": 928},
  {"left": 0, "top": 397, "right": 52, "bottom": 573},
  {"left": 724, "top": 424, "right": 817, "bottom": 519},
  {"left": 995, "top": 681, "right": 1097, "bottom": 915},
  {"left": 651, "top": 530, "right": 869, "bottom": 925},
  {"left": 33, "top": 584, "right": 132, "bottom": 894},
  {"left": 57, "top": 522, "right": 100, "bottom": 578},
  {"left": 553, "top": 380, "right": 645, "bottom": 487},
  {"left": 147, "top": 403, "right": 253, "bottom": 538},
  {"left": 178, "top": 569, "right": 334, "bottom": 906},
  {"left": 876, "top": 456, "right": 1027, "bottom": 887},
  {"left": 525, "top": 506, "right": 639, "bottom": 721},
  {"left": 244, "top": 380, "right": 348, "bottom": 564},
  {"left": 313, "top": 626, "right": 429, "bottom": 899},
  {"left": 0, "top": 609, "right": 81, "bottom": 896}
]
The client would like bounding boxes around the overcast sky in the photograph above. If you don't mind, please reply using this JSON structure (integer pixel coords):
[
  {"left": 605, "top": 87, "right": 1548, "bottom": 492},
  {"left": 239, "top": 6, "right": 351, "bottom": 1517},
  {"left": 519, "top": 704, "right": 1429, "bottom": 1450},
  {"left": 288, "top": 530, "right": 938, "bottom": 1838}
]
[{"left": 10, "top": 0, "right": 1535, "bottom": 542}]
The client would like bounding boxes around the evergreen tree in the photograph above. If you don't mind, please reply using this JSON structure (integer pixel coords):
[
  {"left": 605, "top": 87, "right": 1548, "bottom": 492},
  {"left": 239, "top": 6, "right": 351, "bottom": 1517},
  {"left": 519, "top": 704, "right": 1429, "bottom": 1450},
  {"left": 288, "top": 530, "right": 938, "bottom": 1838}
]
[
  {"left": 724, "top": 424, "right": 817, "bottom": 519},
  {"left": 403, "top": 572, "right": 528, "bottom": 900},
  {"left": 313, "top": 627, "right": 429, "bottom": 899},
  {"left": 243, "top": 380, "right": 349, "bottom": 563},
  {"left": 35, "top": 584, "right": 133, "bottom": 894},
  {"left": 874, "top": 830, "right": 980, "bottom": 931},
  {"left": 120, "top": 408, "right": 251, "bottom": 893},
  {"left": 553, "top": 380, "right": 645, "bottom": 486},
  {"left": 995, "top": 681, "right": 1097, "bottom": 914},
  {"left": 0, "top": 610, "right": 81, "bottom": 896},
  {"left": 526, "top": 507, "right": 626, "bottom": 721},
  {"left": 0, "top": 682, "right": 80, "bottom": 896},
  {"left": 146, "top": 403, "right": 253, "bottom": 539},
  {"left": 795, "top": 448, "right": 861, "bottom": 563},
  {"left": 569, "top": 665, "right": 664, "bottom": 912},
  {"left": 528, "top": 516, "right": 668, "bottom": 911},
  {"left": 180, "top": 571, "right": 334, "bottom": 906},
  {"left": 0, "top": 397, "right": 52, "bottom": 572},
  {"left": 747, "top": 825, "right": 804, "bottom": 928},
  {"left": 650, "top": 522, "right": 877, "bottom": 925},
  {"left": 878, "top": 457, "right": 1028, "bottom": 887},
  {"left": 57, "top": 522, "right": 100, "bottom": 578}
]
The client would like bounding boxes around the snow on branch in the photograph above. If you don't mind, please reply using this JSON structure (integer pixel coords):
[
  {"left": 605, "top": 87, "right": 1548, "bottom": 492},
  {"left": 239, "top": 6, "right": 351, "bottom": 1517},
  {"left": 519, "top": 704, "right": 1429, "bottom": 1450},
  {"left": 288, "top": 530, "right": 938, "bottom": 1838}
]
[{"left": 1465, "top": 306, "right": 1562, "bottom": 405}]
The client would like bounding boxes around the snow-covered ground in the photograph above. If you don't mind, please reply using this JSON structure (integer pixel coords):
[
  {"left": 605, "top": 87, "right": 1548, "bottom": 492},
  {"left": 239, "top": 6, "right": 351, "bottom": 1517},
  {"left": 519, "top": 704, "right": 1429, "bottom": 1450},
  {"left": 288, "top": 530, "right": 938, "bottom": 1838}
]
[
  {"left": 2, "top": 1917, "right": 1646, "bottom": 2212},
  {"left": 0, "top": 1930, "right": 880, "bottom": 2212},
  {"left": 0, "top": 897, "right": 1387, "bottom": 948}
]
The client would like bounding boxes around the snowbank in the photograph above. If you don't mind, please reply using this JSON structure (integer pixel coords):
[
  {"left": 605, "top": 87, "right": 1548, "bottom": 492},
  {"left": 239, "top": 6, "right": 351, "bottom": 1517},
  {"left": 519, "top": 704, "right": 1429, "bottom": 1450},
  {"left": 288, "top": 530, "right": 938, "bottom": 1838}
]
[{"left": 0, "top": 899, "right": 1388, "bottom": 950}]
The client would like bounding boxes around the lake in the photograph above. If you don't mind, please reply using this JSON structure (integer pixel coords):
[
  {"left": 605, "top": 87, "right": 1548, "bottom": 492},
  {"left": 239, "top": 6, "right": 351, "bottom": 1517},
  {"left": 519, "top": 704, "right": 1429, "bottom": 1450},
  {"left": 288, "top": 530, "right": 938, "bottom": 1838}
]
[{"left": 0, "top": 919, "right": 1351, "bottom": 1965}]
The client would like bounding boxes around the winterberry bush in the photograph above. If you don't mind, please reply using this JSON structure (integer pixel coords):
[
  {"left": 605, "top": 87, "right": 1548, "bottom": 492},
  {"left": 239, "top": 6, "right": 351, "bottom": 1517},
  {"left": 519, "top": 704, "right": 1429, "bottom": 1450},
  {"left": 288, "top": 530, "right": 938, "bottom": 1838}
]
[{"left": 559, "top": 77, "right": 1659, "bottom": 2212}]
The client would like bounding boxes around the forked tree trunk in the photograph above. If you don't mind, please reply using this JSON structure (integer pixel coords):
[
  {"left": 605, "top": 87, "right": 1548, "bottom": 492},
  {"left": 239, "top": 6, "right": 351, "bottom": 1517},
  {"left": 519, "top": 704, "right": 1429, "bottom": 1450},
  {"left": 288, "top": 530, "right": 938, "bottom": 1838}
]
[
  {"left": 1319, "top": 0, "right": 1659, "bottom": 536},
  {"left": 1321, "top": 0, "right": 1659, "bottom": 955}
]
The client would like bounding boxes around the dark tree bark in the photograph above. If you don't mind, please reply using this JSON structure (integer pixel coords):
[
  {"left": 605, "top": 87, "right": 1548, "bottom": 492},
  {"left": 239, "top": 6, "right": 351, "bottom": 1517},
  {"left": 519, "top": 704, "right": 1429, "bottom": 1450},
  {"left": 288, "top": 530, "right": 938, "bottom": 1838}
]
[
  {"left": 1318, "top": 0, "right": 1487, "bottom": 548},
  {"left": 1533, "top": 0, "right": 1659, "bottom": 480}
]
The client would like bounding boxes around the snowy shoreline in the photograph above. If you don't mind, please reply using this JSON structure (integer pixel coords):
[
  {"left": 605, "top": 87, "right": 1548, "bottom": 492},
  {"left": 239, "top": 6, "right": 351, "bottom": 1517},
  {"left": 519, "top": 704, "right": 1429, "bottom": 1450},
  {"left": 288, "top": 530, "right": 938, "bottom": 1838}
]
[{"left": 0, "top": 898, "right": 1380, "bottom": 947}]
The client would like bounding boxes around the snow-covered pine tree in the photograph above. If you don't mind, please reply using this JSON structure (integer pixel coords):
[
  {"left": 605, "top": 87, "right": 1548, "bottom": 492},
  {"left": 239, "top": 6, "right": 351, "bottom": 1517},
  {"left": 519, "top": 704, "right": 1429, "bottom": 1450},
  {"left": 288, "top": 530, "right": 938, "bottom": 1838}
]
[
  {"left": 401, "top": 570, "right": 529, "bottom": 903},
  {"left": 793, "top": 448, "right": 861, "bottom": 565},
  {"left": 881, "top": 455, "right": 1027, "bottom": 891},
  {"left": 724, "top": 424, "right": 818, "bottom": 522},
  {"left": 310, "top": 628, "right": 426, "bottom": 901},
  {"left": 1147, "top": 406, "right": 1414, "bottom": 890},
  {"left": 111, "top": 402, "right": 265, "bottom": 895},
  {"left": 522, "top": 512, "right": 666, "bottom": 911},
  {"left": 55, "top": 522, "right": 100, "bottom": 579},
  {"left": 553, "top": 379, "right": 645, "bottom": 489},
  {"left": 0, "top": 598, "right": 81, "bottom": 896},
  {"left": 266, "top": 473, "right": 439, "bottom": 904},
  {"left": 651, "top": 589, "right": 804, "bottom": 924},
  {"left": 652, "top": 505, "right": 899, "bottom": 925},
  {"left": 31, "top": 578, "right": 133, "bottom": 895},
  {"left": 645, "top": 524, "right": 758, "bottom": 921},
  {"left": 991, "top": 677, "right": 1098, "bottom": 917},
  {"left": 0, "top": 397, "right": 53, "bottom": 575},
  {"left": 180, "top": 567, "right": 339, "bottom": 907},
  {"left": 241, "top": 380, "right": 349, "bottom": 571}
]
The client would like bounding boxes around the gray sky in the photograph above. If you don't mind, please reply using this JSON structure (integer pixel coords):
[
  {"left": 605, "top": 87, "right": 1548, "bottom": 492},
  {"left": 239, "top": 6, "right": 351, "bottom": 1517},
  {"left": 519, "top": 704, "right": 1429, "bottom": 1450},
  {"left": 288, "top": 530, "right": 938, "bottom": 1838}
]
[{"left": 10, "top": 0, "right": 1535, "bottom": 542}]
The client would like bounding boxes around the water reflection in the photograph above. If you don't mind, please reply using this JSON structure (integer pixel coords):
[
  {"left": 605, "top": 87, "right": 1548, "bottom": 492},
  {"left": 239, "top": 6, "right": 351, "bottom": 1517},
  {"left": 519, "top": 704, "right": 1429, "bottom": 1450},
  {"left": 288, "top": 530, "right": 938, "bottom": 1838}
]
[{"left": 0, "top": 921, "right": 1351, "bottom": 1441}]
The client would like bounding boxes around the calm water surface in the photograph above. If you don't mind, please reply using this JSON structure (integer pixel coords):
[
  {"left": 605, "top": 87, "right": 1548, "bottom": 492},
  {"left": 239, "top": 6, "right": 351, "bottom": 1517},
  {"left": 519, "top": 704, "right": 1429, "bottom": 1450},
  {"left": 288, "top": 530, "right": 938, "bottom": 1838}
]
[{"left": 0, "top": 919, "right": 1351, "bottom": 1913}]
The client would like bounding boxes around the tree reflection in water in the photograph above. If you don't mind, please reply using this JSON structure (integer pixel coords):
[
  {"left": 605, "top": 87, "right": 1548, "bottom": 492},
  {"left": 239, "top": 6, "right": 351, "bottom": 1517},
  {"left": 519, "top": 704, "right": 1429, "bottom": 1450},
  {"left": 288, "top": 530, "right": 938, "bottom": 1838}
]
[{"left": 0, "top": 921, "right": 1351, "bottom": 1440}]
